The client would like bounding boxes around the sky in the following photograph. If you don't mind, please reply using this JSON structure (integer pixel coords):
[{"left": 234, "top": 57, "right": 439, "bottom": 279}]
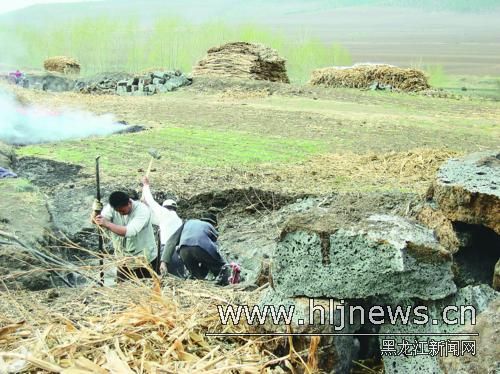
[{"left": 0, "top": 0, "right": 102, "bottom": 15}]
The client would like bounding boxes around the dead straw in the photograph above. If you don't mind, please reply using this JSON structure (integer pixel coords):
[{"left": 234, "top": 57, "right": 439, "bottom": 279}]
[
  {"left": 309, "top": 64, "right": 429, "bottom": 92},
  {"left": 0, "top": 275, "right": 297, "bottom": 373}
]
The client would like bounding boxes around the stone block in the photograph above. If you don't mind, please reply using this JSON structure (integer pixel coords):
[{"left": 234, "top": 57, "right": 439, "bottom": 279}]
[{"left": 273, "top": 213, "right": 456, "bottom": 300}]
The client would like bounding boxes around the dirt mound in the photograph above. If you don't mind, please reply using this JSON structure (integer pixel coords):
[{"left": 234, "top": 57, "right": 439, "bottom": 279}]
[
  {"left": 192, "top": 42, "right": 290, "bottom": 83},
  {"left": 309, "top": 63, "right": 430, "bottom": 92},
  {"left": 43, "top": 56, "right": 81, "bottom": 75}
]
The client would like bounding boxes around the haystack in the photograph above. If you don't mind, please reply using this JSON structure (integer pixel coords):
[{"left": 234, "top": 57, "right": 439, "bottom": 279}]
[
  {"left": 309, "top": 64, "right": 429, "bottom": 92},
  {"left": 192, "top": 42, "right": 289, "bottom": 83},
  {"left": 43, "top": 56, "right": 81, "bottom": 75}
]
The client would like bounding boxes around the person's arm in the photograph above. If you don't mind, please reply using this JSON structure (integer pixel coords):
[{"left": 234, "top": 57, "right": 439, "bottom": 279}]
[
  {"left": 95, "top": 205, "right": 128, "bottom": 236},
  {"left": 142, "top": 178, "right": 163, "bottom": 225},
  {"left": 161, "top": 224, "right": 183, "bottom": 264},
  {"left": 207, "top": 225, "right": 219, "bottom": 242},
  {"left": 99, "top": 220, "right": 127, "bottom": 236},
  {"left": 124, "top": 204, "right": 150, "bottom": 237}
]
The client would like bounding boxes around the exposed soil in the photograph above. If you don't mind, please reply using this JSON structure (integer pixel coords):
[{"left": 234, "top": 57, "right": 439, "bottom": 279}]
[
  {"left": 1, "top": 74, "right": 499, "bottom": 374},
  {"left": 2, "top": 77, "right": 498, "bottom": 287},
  {"left": 14, "top": 156, "right": 86, "bottom": 188}
]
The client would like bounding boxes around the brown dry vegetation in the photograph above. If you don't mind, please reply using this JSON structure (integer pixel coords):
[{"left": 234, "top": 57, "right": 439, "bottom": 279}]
[
  {"left": 0, "top": 278, "right": 295, "bottom": 373},
  {"left": 9, "top": 78, "right": 499, "bottom": 197}
]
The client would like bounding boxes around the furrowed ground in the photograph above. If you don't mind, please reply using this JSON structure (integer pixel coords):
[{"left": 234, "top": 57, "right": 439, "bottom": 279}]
[{"left": 11, "top": 78, "right": 500, "bottom": 197}]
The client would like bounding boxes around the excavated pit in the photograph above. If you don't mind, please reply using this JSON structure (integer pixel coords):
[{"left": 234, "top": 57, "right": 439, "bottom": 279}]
[
  {"left": 2, "top": 152, "right": 421, "bottom": 292},
  {"left": 453, "top": 222, "right": 499, "bottom": 288},
  {"left": 2, "top": 147, "right": 499, "bottom": 373}
]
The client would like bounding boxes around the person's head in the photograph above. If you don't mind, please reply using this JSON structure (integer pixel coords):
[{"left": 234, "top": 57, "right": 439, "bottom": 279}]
[
  {"left": 200, "top": 212, "right": 218, "bottom": 227},
  {"left": 109, "top": 191, "right": 132, "bottom": 215},
  {"left": 162, "top": 199, "right": 178, "bottom": 211}
]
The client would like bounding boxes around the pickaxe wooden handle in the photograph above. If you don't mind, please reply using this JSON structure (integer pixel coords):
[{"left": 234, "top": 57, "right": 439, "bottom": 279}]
[{"left": 146, "top": 157, "right": 154, "bottom": 177}]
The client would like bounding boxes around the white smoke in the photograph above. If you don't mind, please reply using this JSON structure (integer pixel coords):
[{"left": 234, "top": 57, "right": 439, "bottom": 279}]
[{"left": 0, "top": 90, "right": 129, "bottom": 145}]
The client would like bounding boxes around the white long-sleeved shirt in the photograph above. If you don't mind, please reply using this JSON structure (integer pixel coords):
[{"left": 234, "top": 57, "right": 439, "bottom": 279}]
[
  {"left": 101, "top": 200, "right": 156, "bottom": 262},
  {"left": 142, "top": 184, "right": 182, "bottom": 245}
]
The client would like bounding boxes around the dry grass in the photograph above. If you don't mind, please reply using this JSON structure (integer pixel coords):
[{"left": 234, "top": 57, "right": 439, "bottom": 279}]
[
  {"left": 43, "top": 57, "right": 81, "bottom": 75},
  {"left": 192, "top": 42, "right": 289, "bottom": 83},
  {"left": 255, "top": 148, "right": 462, "bottom": 195},
  {"left": 309, "top": 64, "right": 429, "bottom": 92},
  {"left": 135, "top": 148, "right": 461, "bottom": 198},
  {"left": 0, "top": 276, "right": 308, "bottom": 373},
  {"left": 217, "top": 87, "right": 271, "bottom": 101}
]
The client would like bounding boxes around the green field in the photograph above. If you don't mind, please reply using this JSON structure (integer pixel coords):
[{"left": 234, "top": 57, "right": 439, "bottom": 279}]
[{"left": 13, "top": 81, "right": 499, "bottom": 196}]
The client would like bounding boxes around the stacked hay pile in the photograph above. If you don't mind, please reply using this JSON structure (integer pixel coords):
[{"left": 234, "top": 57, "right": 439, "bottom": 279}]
[
  {"left": 43, "top": 56, "right": 81, "bottom": 75},
  {"left": 309, "top": 64, "right": 429, "bottom": 92},
  {"left": 192, "top": 42, "right": 290, "bottom": 83}
]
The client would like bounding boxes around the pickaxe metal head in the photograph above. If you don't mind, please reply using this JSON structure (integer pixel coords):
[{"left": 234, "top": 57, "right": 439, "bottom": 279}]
[
  {"left": 148, "top": 148, "right": 161, "bottom": 160},
  {"left": 145, "top": 149, "right": 161, "bottom": 177}
]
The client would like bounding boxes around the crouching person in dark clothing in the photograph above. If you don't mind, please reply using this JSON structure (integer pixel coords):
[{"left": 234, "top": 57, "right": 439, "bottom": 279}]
[{"left": 159, "top": 213, "right": 230, "bottom": 285}]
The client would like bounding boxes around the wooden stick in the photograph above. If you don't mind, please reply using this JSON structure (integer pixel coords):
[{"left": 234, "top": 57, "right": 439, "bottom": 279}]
[{"left": 145, "top": 157, "right": 154, "bottom": 177}]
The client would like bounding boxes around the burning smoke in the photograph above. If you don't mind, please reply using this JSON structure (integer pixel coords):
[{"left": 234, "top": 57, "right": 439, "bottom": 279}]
[{"left": 0, "top": 90, "right": 131, "bottom": 145}]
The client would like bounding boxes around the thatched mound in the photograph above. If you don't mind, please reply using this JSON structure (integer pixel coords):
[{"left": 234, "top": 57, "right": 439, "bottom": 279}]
[
  {"left": 192, "top": 42, "right": 289, "bottom": 83},
  {"left": 43, "top": 56, "right": 81, "bottom": 75},
  {"left": 309, "top": 64, "right": 429, "bottom": 92}
]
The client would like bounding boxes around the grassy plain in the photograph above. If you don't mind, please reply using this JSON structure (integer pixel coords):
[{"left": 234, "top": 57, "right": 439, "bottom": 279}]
[{"left": 13, "top": 78, "right": 499, "bottom": 197}]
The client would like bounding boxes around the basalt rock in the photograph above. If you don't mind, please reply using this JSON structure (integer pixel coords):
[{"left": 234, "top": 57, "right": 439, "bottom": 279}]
[
  {"left": 379, "top": 285, "right": 498, "bottom": 374},
  {"left": 273, "top": 211, "right": 456, "bottom": 300},
  {"left": 494, "top": 260, "right": 500, "bottom": 291},
  {"left": 439, "top": 297, "right": 499, "bottom": 373},
  {"left": 415, "top": 204, "right": 460, "bottom": 253},
  {"left": 427, "top": 151, "right": 500, "bottom": 235}
]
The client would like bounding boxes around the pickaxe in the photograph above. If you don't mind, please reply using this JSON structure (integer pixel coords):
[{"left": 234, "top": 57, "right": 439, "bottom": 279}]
[{"left": 146, "top": 148, "right": 161, "bottom": 177}]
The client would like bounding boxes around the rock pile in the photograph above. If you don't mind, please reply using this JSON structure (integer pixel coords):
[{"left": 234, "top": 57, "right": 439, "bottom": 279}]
[
  {"left": 4, "top": 71, "right": 192, "bottom": 95},
  {"left": 78, "top": 71, "right": 192, "bottom": 95},
  {"left": 309, "top": 63, "right": 430, "bottom": 92},
  {"left": 192, "top": 42, "right": 290, "bottom": 83},
  {"left": 43, "top": 56, "right": 81, "bottom": 75}
]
